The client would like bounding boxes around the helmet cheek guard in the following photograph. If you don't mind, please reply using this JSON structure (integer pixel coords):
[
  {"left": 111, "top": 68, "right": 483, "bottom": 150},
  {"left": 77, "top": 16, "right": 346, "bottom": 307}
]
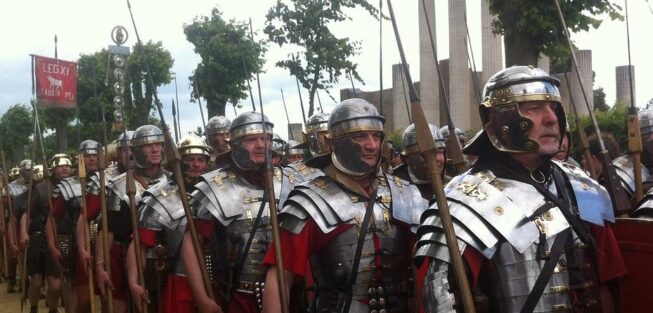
[
  {"left": 331, "top": 134, "right": 380, "bottom": 177},
  {"left": 328, "top": 98, "right": 385, "bottom": 176},
  {"left": 465, "top": 66, "right": 566, "bottom": 155}
]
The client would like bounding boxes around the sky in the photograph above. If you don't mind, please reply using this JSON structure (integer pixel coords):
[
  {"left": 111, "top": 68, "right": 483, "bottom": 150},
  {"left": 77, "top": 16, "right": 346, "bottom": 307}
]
[{"left": 1, "top": 0, "right": 652, "bottom": 141}]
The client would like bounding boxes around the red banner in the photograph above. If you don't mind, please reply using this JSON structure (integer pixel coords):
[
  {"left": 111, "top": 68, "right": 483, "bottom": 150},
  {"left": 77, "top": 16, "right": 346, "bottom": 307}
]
[{"left": 33, "top": 55, "right": 77, "bottom": 108}]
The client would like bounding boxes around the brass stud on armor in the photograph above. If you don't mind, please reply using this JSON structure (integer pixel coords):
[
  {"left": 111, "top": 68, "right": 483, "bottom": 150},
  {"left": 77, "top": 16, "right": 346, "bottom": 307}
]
[
  {"left": 370, "top": 299, "right": 378, "bottom": 307},
  {"left": 525, "top": 142, "right": 534, "bottom": 150},
  {"left": 519, "top": 121, "right": 529, "bottom": 130},
  {"left": 494, "top": 207, "right": 504, "bottom": 215},
  {"left": 379, "top": 308, "right": 387, "bottom": 313},
  {"left": 501, "top": 125, "right": 509, "bottom": 134}
]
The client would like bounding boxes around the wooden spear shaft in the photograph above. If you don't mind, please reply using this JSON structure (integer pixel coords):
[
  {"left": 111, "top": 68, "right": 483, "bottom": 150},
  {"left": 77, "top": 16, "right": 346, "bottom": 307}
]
[
  {"left": 387, "top": 0, "right": 475, "bottom": 311},
  {"left": 97, "top": 149, "right": 114, "bottom": 312},
  {"left": 78, "top": 156, "right": 96, "bottom": 313}
]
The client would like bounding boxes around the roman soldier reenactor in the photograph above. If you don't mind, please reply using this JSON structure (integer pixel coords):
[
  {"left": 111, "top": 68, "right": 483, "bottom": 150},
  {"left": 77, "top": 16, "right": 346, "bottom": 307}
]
[
  {"left": 415, "top": 66, "right": 625, "bottom": 312},
  {"left": 182, "top": 111, "right": 295, "bottom": 313},
  {"left": 96, "top": 125, "right": 167, "bottom": 313},
  {"left": 263, "top": 98, "right": 428, "bottom": 312},
  {"left": 127, "top": 133, "right": 212, "bottom": 313},
  {"left": 390, "top": 123, "right": 447, "bottom": 200},
  {"left": 206, "top": 115, "right": 231, "bottom": 170}
]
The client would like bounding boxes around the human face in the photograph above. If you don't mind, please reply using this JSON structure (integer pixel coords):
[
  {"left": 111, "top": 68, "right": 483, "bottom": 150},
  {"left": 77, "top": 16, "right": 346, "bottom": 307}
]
[
  {"left": 553, "top": 135, "right": 569, "bottom": 161},
  {"left": 182, "top": 154, "right": 209, "bottom": 177},
  {"left": 208, "top": 132, "right": 230, "bottom": 154},
  {"left": 286, "top": 154, "right": 303, "bottom": 164},
  {"left": 141, "top": 143, "right": 163, "bottom": 166},
  {"left": 349, "top": 131, "right": 382, "bottom": 168},
  {"left": 241, "top": 134, "right": 271, "bottom": 165},
  {"left": 83, "top": 154, "right": 98, "bottom": 171},
  {"left": 54, "top": 165, "right": 71, "bottom": 179},
  {"left": 518, "top": 101, "right": 561, "bottom": 156}
]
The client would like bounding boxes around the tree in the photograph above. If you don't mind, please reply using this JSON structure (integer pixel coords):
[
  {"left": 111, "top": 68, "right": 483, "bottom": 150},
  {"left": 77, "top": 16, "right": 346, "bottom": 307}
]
[
  {"left": 125, "top": 41, "right": 174, "bottom": 127},
  {"left": 184, "top": 7, "right": 266, "bottom": 117},
  {"left": 0, "top": 104, "right": 34, "bottom": 164},
  {"left": 593, "top": 87, "right": 609, "bottom": 111},
  {"left": 568, "top": 104, "right": 628, "bottom": 160},
  {"left": 75, "top": 50, "right": 116, "bottom": 145},
  {"left": 488, "top": 0, "right": 622, "bottom": 66},
  {"left": 264, "top": 0, "right": 378, "bottom": 117}
]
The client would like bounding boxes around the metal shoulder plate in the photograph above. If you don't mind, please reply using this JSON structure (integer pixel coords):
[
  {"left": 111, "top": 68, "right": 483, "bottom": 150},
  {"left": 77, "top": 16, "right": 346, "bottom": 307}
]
[
  {"left": 384, "top": 173, "right": 428, "bottom": 228},
  {"left": 634, "top": 188, "right": 653, "bottom": 217},
  {"left": 105, "top": 172, "right": 148, "bottom": 211},
  {"left": 286, "top": 161, "right": 324, "bottom": 182},
  {"left": 138, "top": 177, "right": 186, "bottom": 230},
  {"left": 55, "top": 177, "right": 83, "bottom": 201},
  {"left": 278, "top": 175, "right": 401, "bottom": 235},
  {"left": 612, "top": 155, "right": 651, "bottom": 195},
  {"left": 415, "top": 170, "right": 553, "bottom": 263},
  {"left": 554, "top": 160, "right": 615, "bottom": 225},
  {"left": 189, "top": 167, "right": 282, "bottom": 226},
  {"left": 87, "top": 167, "right": 118, "bottom": 195},
  {"left": 8, "top": 179, "right": 28, "bottom": 198}
]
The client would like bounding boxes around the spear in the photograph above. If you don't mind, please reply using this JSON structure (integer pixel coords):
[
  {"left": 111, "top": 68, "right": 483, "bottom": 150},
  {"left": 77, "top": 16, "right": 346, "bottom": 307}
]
[
  {"left": 553, "top": 0, "right": 631, "bottom": 215},
  {"left": 563, "top": 71, "right": 597, "bottom": 179},
  {"left": 280, "top": 89, "right": 294, "bottom": 140},
  {"left": 95, "top": 53, "right": 114, "bottom": 311},
  {"left": 388, "top": 1, "right": 476, "bottom": 312},
  {"left": 172, "top": 99, "right": 179, "bottom": 142},
  {"left": 78, "top": 151, "right": 96, "bottom": 313},
  {"left": 623, "top": 0, "right": 644, "bottom": 204},
  {"left": 32, "top": 99, "right": 71, "bottom": 311},
  {"left": 292, "top": 53, "right": 308, "bottom": 124},
  {"left": 419, "top": 0, "right": 467, "bottom": 174},
  {"left": 127, "top": 0, "right": 214, "bottom": 301},
  {"left": 249, "top": 18, "right": 265, "bottom": 111}
]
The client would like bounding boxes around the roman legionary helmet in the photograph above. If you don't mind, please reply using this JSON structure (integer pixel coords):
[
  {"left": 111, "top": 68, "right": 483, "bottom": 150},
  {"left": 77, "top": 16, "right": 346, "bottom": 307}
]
[
  {"left": 131, "top": 125, "right": 165, "bottom": 168},
  {"left": 285, "top": 140, "right": 304, "bottom": 157},
  {"left": 118, "top": 130, "right": 134, "bottom": 149},
  {"left": 402, "top": 123, "right": 445, "bottom": 156},
  {"left": 50, "top": 153, "right": 73, "bottom": 168},
  {"left": 206, "top": 115, "right": 231, "bottom": 135},
  {"left": 639, "top": 109, "right": 653, "bottom": 153},
  {"left": 271, "top": 134, "right": 286, "bottom": 157},
  {"left": 328, "top": 98, "right": 385, "bottom": 176},
  {"left": 177, "top": 133, "right": 211, "bottom": 157},
  {"left": 465, "top": 65, "right": 566, "bottom": 155},
  {"left": 79, "top": 139, "right": 101, "bottom": 155},
  {"left": 401, "top": 123, "right": 444, "bottom": 183},
  {"left": 229, "top": 111, "right": 274, "bottom": 171},
  {"left": 304, "top": 112, "right": 331, "bottom": 156},
  {"left": 18, "top": 159, "right": 33, "bottom": 182},
  {"left": 32, "top": 164, "right": 44, "bottom": 182},
  {"left": 440, "top": 126, "right": 465, "bottom": 145}
]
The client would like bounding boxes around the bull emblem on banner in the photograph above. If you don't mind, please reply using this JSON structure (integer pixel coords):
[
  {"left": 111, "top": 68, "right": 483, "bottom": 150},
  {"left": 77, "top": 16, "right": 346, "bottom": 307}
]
[{"left": 47, "top": 75, "right": 63, "bottom": 90}]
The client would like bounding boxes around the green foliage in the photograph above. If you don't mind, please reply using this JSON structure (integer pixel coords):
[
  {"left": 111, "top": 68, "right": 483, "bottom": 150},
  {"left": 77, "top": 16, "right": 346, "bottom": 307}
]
[
  {"left": 184, "top": 7, "right": 266, "bottom": 117},
  {"left": 125, "top": 41, "right": 174, "bottom": 126},
  {"left": 386, "top": 129, "right": 402, "bottom": 148},
  {"left": 568, "top": 105, "right": 628, "bottom": 160},
  {"left": 0, "top": 104, "right": 34, "bottom": 164},
  {"left": 593, "top": 87, "right": 609, "bottom": 112},
  {"left": 264, "top": 0, "right": 378, "bottom": 117},
  {"left": 75, "top": 50, "right": 116, "bottom": 145},
  {"left": 488, "top": 0, "right": 622, "bottom": 66}
]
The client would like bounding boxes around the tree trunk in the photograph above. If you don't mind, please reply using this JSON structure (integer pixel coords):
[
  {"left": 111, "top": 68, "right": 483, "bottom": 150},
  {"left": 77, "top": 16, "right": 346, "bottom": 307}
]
[
  {"left": 503, "top": 29, "right": 540, "bottom": 67},
  {"left": 206, "top": 97, "right": 227, "bottom": 118},
  {"left": 55, "top": 124, "right": 67, "bottom": 153}
]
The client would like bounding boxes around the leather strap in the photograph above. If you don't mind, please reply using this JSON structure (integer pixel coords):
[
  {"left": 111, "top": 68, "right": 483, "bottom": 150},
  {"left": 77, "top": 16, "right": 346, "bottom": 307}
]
[
  {"left": 519, "top": 228, "right": 571, "bottom": 313},
  {"left": 339, "top": 180, "right": 379, "bottom": 313}
]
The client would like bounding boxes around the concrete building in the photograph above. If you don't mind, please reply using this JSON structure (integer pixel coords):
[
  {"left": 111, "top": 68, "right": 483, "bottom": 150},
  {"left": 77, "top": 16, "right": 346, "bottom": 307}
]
[
  {"left": 616, "top": 65, "right": 636, "bottom": 106},
  {"left": 418, "top": 0, "right": 440, "bottom": 126}
]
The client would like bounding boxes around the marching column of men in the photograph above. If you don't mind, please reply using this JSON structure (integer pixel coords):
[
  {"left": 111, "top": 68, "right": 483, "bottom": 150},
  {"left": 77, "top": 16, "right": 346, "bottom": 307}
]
[{"left": 6, "top": 65, "right": 653, "bottom": 313}]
